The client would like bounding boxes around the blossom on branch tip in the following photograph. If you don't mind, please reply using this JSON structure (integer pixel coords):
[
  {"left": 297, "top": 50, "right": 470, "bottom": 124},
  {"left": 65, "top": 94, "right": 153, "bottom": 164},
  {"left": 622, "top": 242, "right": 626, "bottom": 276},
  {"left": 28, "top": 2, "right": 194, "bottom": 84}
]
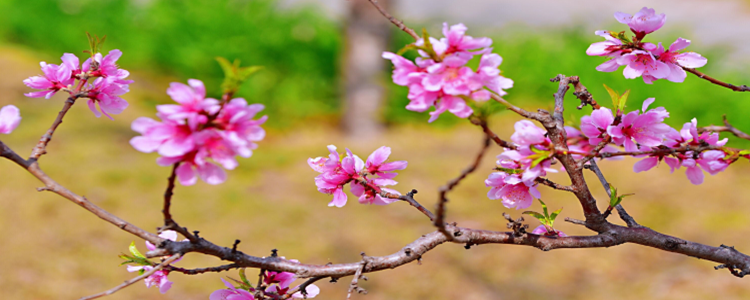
[
  {"left": 383, "top": 23, "right": 512, "bottom": 123},
  {"left": 23, "top": 58, "right": 75, "bottom": 99},
  {"left": 614, "top": 7, "right": 666, "bottom": 36},
  {"left": 309, "top": 145, "right": 406, "bottom": 207},
  {"left": 130, "top": 79, "right": 266, "bottom": 185},
  {"left": 0, "top": 105, "right": 21, "bottom": 134},
  {"left": 647, "top": 38, "right": 708, "bottom": 83}
]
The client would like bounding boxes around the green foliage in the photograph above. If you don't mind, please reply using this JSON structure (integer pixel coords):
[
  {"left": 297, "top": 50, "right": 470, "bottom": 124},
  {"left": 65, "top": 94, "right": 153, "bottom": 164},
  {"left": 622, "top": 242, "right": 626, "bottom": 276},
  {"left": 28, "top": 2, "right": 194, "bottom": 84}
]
[
  {"left": 603, "top": 84, "right": 630, "bottom": 112},
  {"left": 0, "top": 0, "right": 342, "bottom": 128},
  {"left": 216, "top": 57, "right": 263, "bottom": 95},
  {"left": 523, "top": 199, "right": 562, "bottom": 227},
  {"left": 608, "top": 184, "right": 634, "bottom": 208}
]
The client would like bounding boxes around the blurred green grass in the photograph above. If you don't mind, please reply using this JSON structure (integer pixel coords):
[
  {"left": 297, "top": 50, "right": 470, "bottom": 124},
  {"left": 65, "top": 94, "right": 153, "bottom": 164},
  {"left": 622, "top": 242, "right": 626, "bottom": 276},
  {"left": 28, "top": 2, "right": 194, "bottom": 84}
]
[{"left": 1, "top": 1, "right": 750, "bottom": 299}]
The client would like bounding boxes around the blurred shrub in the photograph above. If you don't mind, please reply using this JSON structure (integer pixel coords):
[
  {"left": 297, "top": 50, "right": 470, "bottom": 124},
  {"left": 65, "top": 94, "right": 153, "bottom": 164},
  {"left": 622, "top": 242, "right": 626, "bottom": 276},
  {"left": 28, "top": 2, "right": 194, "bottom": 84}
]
[
  {"left": 1, "top": 0, "right": 747, "bottom": 146},
  {"left": 0, "top": 0, "right": 342, "bottom": 128}
]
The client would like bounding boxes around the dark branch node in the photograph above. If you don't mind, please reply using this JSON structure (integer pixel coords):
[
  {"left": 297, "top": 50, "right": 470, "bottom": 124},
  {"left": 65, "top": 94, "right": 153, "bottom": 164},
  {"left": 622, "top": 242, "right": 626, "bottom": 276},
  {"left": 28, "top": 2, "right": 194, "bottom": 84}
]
[{"left": 232, "top": 239, "right": 241, "bottom": 253}]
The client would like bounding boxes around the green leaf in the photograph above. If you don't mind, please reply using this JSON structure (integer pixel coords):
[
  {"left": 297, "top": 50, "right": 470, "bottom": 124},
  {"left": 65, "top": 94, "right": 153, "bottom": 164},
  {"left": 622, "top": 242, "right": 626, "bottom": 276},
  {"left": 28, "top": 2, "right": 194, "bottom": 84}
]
[
  {"left": 396, "top": 44, "right": 420, "bottom": 56},
  {"left": 239, "top": 268, "right": 251, "bottom": 287},
  {"left": 608, "top": 185, "right": 619, "bottom": 207},
  {"left": 129, "top": 241, "right": 146, "bottom": 259},
  {"left": 615, "top": 193, "right": 635, "bottom": 207},
  {"left": 618, "top": 89, "right": 630, "bottom": 111},
  {"left": 238, "top": 66, "right": 264, "bottom": 81},
  {"left": 739, "top": 150, "right": 750, "bottom": 156},
  {"left": 538, "top": 199, "right": 549, "bottom": 218},
  {"left": 495, "top": 167, "right": 523, "bottom": 174},
  {"left": 522, "top": 211, "right": 546, "bottom": 223},
  {"left": 603, "top": 84, "right": 619, "bottom": 109},
  {"left": 216, "top": 57, "right": 263, "bottom": 95},
  {"left": 529, "top": 154, "right": 548, "bottom": 168},
  {"left": 549, "top": 207, "right": 563, "bottom": 225}
]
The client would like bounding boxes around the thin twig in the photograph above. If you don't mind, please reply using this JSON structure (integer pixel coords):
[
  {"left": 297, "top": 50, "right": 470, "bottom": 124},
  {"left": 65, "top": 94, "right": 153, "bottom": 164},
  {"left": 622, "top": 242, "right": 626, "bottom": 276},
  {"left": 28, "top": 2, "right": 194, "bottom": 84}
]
[
  {"left": 469, "top": 116, "right": 516, "bottom": 149},
  {"left": 347, "top": 255, "right": 369, "bottom": 300},
  {"left": 585, "top": 160, "right": 639, "bottom": 228},
  {"left": 435, "top": 136, "right": 491, "bottom": 239},
  {"left": 683, "top": 66, "right": 750, "bottom": 92},
  {"left": 568, "top": 76, "right": 601, "bottom": 110},
  {"left": 162, "top": 163, "right": 179, "bottom": 226},
  {"left": 365, "top": 0, "right": 419, "bottom": 40},
  {"left": 29, "top": 95, "right": 78, "bottom": 160},
  {"left": 700, "top": 115, "right": 750, "bottom": 141},
  {"left": 535, "top": 177, "right": 575, "bottom": 192},
  {"left": 79, "top": 254, "right": 181, "bottom": 300},
  {"left": 393, "top": 189, "right": 435, "bottom": 221}
]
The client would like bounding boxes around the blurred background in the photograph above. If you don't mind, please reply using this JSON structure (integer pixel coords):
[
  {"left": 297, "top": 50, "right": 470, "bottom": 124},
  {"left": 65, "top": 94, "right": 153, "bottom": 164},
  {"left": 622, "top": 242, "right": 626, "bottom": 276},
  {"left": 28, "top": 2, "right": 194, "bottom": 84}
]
[{"left": 1, "top": 0, "right": 750, "bottom": 299}]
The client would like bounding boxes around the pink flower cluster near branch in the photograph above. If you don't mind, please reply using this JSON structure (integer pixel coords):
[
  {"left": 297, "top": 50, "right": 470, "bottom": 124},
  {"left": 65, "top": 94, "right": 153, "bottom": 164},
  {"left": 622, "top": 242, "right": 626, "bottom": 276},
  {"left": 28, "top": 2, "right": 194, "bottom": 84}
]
[
  {"left": 23, "top": 50, "right": 133, "bottom": 119},
  {"left": 568, "top": 99, "right": 737, "bottom": 185},
  {"left": 0, "top": 105, "right": 21, "bottom": 134},
  {"left": 126, "top": 231, "right": 185, "bottom": 294},
  {"left": 130, "top": 79, "right": 267, "bottom": 185},
  {"left": 586, "top": 7, "right": 707, "bottom": 84},
  {"left": 210, "top": 260, "right": 320, "bottom": 299},
  {"left": 485, "top": 120, "right": 557, "bottom": 210},
  {"left": 635, "top": 118, "right": 730, "bottom": 185},
  {"left": 383, "top": 23, "right": 513, "bottom": 122},
  {"left": 309, "top": 145, "right": 407, "bottom": 207}
]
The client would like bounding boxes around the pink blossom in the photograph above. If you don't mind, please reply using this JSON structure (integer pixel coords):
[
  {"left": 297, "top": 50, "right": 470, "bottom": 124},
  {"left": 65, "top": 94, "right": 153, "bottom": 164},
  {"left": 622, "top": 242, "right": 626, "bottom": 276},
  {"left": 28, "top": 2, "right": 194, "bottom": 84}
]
[
  {"left": 614, "top": 7, "right": 666, "bottom": 35},
  {"left": 618, "top": 49, "right": 670, "bottom": 83},
  {"left": 607, "top": 98, "right": 671, "bottom": 151},
  {"left": 0, "top": 105, "right": 21, "bottom": 134},
  {"left": 23, "top": 59, "right": 74, "bottom": 99},
  {"left": 264, "top": 265, "right": 320, "bottom": 298},
  {"left": 212, "top": 99, "right": 268, "bottom": 158},
  {"left": 485, "top": 171, "right": 540, "bottom": 210},
  {"left": 309, "top": 145, "right": 407, "bottom": 207},
  {"left": 210, "top": 278, "right": 255, "bottom": 300},
  {"left": 83, "top": 49, "right": 131, "bottom": 83},
  {"left": 382, "top": 52, "right": 426, "bottom": 86},
  {"left": 126, "top": 266, "right": 173, "bottom": 294},
  {"left": 130, "top": 117, "right": 196, "bottom": 157},
  {"left": 383, "top": 23, "right": 511, "bottom": 123},
  {"left": 85, "top": 77, "right": 130, "bottom": 120},
  {"left": 579, "top": 107, "right": 614, "bottom": 145},
  {"left": 476, "top": 53, "right": 513, "bottom": 96},
  {"left": 510, "top": 120, "right": 547, "bottom": 146},
  {"left": 586, "top": 31, "right": 624, "bottom": 57},
  {"left": 130, "top": 80, "right": 266, "bottom": 186},
  {"left": 531, "top": 225, "right": 567, "bottom": 237},
  {"left": 648, "top": 38, "right": 708, "bottom": 83},
  {"left": 432, "top": 23, "right": 493, "bottom": 65}
]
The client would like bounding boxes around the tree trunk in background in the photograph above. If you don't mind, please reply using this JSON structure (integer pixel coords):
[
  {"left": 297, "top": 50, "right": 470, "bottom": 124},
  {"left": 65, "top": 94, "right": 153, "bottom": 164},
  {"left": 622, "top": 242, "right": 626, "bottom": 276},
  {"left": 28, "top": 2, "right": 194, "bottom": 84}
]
[{"left": 342, "top": 0, "right": 391, "bottom": 138}]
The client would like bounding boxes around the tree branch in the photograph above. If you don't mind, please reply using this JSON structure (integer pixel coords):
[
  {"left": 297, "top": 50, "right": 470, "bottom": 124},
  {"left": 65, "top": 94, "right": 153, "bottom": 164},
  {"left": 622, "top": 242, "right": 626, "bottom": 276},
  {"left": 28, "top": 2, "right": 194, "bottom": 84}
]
[
  {"left": 700, "top": 115, "right": 750, "bottom": 141},
  {"left": 29, "top": 95, "right": 78, "bottom": 160},
  {"left": 584, "top": 160, "right": 639, "bottom": 228},
  {"left": 166, "top": 263, "right": 241, "bottom": 275},
  {"left": 683, "top": 66, "right": 750, "bottom": 92},
  {"left": 365, "top": 0, "right": 419, "bottom": 40},
  {"left": 434, "top": 136, "right": 491, "bottom": 239}
]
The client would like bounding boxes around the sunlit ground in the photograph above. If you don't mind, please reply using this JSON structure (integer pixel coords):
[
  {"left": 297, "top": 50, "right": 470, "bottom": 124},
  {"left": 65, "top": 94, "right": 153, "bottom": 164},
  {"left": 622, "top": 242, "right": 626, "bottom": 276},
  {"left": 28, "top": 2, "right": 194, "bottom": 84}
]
[{"left": 2, "top": 48, "right": 750, "bottom": 300}]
